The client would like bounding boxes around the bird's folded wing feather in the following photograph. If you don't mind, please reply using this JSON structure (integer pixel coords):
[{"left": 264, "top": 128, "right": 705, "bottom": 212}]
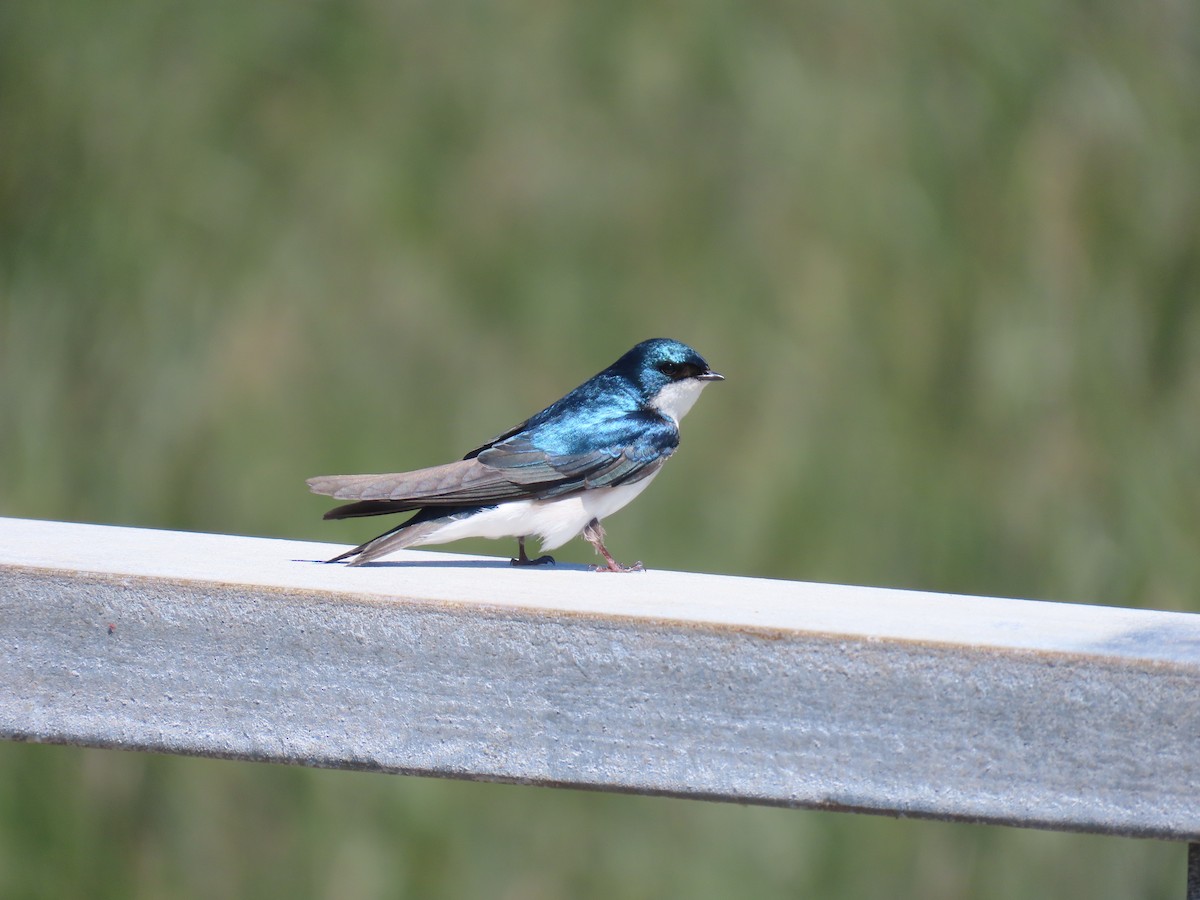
[
  {"left": 307, "top": 413, "right": 678, "bottom": 513},
  {"left": 306, "top": 459, "right": 515, "bottom": 507}
]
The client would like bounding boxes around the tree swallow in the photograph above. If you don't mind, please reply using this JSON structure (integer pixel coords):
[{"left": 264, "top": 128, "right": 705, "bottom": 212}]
[{"left": 307, "top": 338, "right": 724, "bottom": 571}]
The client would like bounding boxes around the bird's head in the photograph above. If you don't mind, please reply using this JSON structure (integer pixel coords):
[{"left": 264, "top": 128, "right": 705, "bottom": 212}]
[{"left": 613, "top": 338, "right": 724, "bottom": 423}]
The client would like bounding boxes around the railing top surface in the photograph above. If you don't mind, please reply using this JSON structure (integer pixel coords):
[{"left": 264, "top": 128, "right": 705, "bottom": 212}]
[{"left": 2, "top": 516, "right": 1197, "bottom": 665}]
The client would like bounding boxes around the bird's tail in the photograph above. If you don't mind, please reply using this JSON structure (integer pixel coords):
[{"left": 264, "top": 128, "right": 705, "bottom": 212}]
[{"left": 326, "top": 517, "right": 446, "bottom": 566}]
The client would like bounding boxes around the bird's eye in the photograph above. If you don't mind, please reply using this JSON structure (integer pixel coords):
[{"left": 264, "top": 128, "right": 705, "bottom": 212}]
[{"left": 658, "top": 361, "right": 701, "bottom": 380}]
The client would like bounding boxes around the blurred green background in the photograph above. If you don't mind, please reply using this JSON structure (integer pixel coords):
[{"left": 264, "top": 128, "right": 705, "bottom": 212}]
[{"left": 1, "top": 0, "right": 1197, "bottom": 897}]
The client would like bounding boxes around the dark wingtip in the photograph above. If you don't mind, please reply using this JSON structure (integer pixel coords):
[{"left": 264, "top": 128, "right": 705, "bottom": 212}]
[{"left": 322, "top": 499, "right": 411, "bottom": 520}]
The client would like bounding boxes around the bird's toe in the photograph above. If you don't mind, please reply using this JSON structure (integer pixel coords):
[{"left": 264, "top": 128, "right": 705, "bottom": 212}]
[{"left": 511, "top": 554, "right": 556, "bottom": 567}]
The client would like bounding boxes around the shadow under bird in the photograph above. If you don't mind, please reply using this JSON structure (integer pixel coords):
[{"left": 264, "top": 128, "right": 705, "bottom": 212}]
[{"left": 307, "top": 338, "right": 724, "bottom": 571}]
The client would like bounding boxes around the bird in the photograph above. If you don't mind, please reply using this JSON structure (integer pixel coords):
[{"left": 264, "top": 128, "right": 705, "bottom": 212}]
[{"left": 307, "top": 338, "right": 724, "bottom": 571}]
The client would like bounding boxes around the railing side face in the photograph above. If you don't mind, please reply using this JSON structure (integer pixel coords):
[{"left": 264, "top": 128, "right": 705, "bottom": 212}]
[{"left": 3, "top": 560, "right": 1199, "bottom": 841}]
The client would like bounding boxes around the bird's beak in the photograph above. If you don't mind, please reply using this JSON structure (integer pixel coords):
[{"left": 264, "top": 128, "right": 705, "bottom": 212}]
[{"left": 698, "top": 370, "right": 725, "bottom": 382}]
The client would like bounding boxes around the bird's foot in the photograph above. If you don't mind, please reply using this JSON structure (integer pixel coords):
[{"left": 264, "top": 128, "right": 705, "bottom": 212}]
[
  {"left": 581, "top": 519, "right": 644, "bottom": 572},
  {"left": 511, "top": 554, "right": 555, "bottom": 567},
  {"left": 589, "top": 560, "right": 645, "bottom": 573},
  {"left": 511, "top": 537, "right": 555, "bottom": 567}
]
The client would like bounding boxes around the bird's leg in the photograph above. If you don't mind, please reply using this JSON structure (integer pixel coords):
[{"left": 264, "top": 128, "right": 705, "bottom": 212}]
[
  {"left": 510, "top": 535, "right": 555, "bottom": 567},
  {"left": 583, "top": 519, "right": 644, "bottom": 573}
]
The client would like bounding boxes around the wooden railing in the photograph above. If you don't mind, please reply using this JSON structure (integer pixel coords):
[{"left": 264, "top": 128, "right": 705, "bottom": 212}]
[{"left": 2, "top": 517, "right": 1198, "bottom": 896}]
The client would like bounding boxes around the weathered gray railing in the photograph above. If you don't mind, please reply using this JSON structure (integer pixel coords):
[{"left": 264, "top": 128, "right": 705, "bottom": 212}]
[{"left": 2, "top": 517, "right": 1198, "bottom": 895}]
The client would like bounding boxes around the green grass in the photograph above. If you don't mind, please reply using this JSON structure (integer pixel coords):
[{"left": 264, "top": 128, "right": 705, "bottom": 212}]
[{"left": 1, "top": 1, "right": 1198, "bottom": 897}]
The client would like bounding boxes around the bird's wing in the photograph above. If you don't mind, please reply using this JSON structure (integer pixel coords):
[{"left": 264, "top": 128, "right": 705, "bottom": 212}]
[
  {"left": 308, "top": 411, "right": 678, "bottom": 517},
  {"left": 306, "top": 459, "right": 525, "bottom": 510}
]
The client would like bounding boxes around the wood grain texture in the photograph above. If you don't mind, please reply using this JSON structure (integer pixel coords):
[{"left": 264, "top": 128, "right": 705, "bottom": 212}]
[{"left": 2, "top": 517, "right": 1198, "bottom": 839}]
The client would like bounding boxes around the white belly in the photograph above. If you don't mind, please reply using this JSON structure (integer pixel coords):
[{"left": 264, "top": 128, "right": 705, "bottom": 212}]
[{"left": 409, "top": 475, "right": 660, "bottom": 551}]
